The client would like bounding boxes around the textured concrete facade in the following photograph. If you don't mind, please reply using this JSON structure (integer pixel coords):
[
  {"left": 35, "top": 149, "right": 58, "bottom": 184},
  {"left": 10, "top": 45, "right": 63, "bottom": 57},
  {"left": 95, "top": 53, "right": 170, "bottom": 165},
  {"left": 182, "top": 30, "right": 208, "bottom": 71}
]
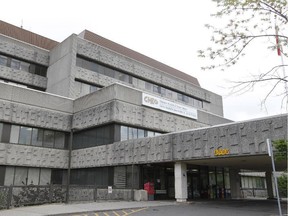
[
  {"left": 71, "top": 114, "right": 287, "bottom": 169},
  {"left": 0, "top": 143, "right": 68, "bottom": 168},
  {"left": 0, "top": 35, "right": 49, "bottom": 66},
  {"left": 0, "top": 83, "right": 73, "bottom": 131},
  {"left": 0, "top": 34, "right": 49, "bottom": 89},
  {"left": 1, "top": 21, "right": 286, "bottom": 203},
  {"left": 0, "top": 66, "right": 47, "bottom": 89},
  {"left": 72, "top": 84, "right": 230, "bottom": 131},
  {"left": 76, "top": 38, "right": 224, "bottom": 116}
]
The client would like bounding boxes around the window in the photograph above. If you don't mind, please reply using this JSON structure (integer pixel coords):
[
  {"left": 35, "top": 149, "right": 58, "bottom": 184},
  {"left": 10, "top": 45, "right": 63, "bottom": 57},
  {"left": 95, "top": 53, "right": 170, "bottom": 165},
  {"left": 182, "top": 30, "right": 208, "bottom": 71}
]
[
  {"left": 138, "top": 129, "right": 145, "bottom": 138},
  {"left": 27, "top": 168, "right": 40, "bottom": 185},
  {"left": 166, "top": 89, "right": 173, "bottom": 99},
  {"left": 20, "top": 62, "right": 30, "bottom": 72},
  {"left": 128, "top": 127, "right": 138, "bottom": 140},
  {"left": 75, "top": 81, "right": 102, "bottom": 97},
  {"left": 153, "top": 85, "right": 161, "bottom": 94},
  {"left": 0, "top": 54, "right": 47, "bottom": 76},
  {"left": 154, "top": 132, "right": 162, "bottom": 137},
  {"left": 10, "top": 59, "right": 20, "bottom": 70},
  {"left": 31, "top": 128, "right": 44, "bottom": 147},
  {"left": 76, "top": 55, "right": 203, "bottom": 109},
  {"left": 3, "top": 167, "right": 51, "bottom": 186},
  {"left": 147, "top": 131, "right": 155, "bottom": 137},
  {"left": 73, "top": 125, "right": 114, "bottom": 149},
  {"left": 19, "top": 126, "right": 32, "bottom": 145},
  {"left": 120, "top": 126, "right": 128, "bottom": 141},
  {"left": 54, "top": 132, "right": 65, "bottom": 149},
  {"left": 0, "top": 55, "right": 8, "bottom": 66},
  {"left": 14, "top": 167, "right": 28, "bottom": 185},
  {"left": 70, "top": 167, "right": 113, "bottom": 186},
  {"left": 0, "top": 123, "right": 3, "bottom": 141},
  {"left": 4, "top": 167, "right": 15, "bottom": 186},
  {"left": 160, "top": 87, "right": 166, "bottom": 96},
  {"left": 145, "top": 82, "right": 152, "bottom": 91},
  {"left": 10, "top": 125, "right": 20, "bottom": 144},
  {"left": 5, "top": 124, "right": 66, "bottom": 149},
  {"left": 39, "top": 169, "right": 51, "bottom": 185},
  {"left": 43, "top": 130, "right": 54, "bottom": 148},
  {"left": 34, "top": 65, "right": 47, "bottom": 76},
  {"left": 51, "top": 169, "right": 66, "bottom": 185},
  {"left": 120, "top": 126, "right": 162, "bottom": 141}
]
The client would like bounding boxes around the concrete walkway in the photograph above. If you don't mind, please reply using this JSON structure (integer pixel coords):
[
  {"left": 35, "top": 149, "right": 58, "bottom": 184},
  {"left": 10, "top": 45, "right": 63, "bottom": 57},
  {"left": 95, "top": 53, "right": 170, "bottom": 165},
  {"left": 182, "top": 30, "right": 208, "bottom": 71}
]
[{"left": 0, "top": 201, "right": 176, "bottom": 216}]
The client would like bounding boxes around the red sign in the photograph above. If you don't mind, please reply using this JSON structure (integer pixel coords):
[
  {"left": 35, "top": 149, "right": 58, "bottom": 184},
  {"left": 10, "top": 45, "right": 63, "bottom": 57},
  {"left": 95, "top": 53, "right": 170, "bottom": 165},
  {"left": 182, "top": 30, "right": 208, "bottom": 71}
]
[{"left": 144, "top": 182, "right": 155, "bottom": 195}]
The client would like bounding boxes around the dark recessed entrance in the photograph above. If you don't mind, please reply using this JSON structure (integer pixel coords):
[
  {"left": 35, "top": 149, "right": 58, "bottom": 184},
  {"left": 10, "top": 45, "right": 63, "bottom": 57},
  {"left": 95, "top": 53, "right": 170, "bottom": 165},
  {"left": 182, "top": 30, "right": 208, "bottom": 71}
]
[{"left": 141, "top": 163, "right": 231, "bottom": 200}]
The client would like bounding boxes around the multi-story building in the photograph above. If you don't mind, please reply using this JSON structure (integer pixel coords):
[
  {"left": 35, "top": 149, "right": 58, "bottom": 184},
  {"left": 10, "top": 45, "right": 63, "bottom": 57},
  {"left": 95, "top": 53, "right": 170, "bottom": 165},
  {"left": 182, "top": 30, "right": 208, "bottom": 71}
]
[{"left": 0, "top": 20, "right": 286, "bottom": 202}]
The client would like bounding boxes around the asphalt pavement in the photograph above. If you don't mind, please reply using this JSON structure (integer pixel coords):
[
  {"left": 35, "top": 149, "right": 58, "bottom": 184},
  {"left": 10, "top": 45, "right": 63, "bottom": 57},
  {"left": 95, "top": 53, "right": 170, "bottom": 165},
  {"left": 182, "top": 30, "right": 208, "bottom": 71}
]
[{"left": 0, "top": 199, "right": 287, "bottom": 216}]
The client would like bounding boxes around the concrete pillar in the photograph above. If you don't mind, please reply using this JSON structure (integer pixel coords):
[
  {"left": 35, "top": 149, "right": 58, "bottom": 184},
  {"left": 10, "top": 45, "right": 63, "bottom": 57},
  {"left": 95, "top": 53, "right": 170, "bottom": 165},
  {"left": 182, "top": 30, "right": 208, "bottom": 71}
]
[
  {"left": 265, "top": 171, "right": 275, "bottom": 199},
  {"left": 174, "top": 162, "right": 187, "bottom": 202},
  {"left": 229, "top": 169, "right": 241, "bottom": 199}
]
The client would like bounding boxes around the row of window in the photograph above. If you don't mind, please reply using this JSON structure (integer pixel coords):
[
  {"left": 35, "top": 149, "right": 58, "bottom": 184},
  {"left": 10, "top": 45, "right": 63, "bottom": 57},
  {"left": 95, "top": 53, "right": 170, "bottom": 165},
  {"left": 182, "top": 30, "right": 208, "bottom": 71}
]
[
  {"left": 74, "top": 80, "right": 101, "bottom": 97},
  {"left": 0, "top": 166, "right": 51, "bottom": 186},
  {"left": 0, "top": 164, "right": 140, "bottom": 189},
  {"left": 0, "top": 123, "right": 68, "bottom": 149},
  {"left": 73, "top": 124, "right": 163, "bottom": 150},
  {"left": 241, "top": 176, "right": 266, "bottom": 189},
  {"left": 70, "top": 165, "right": 140, "bottom": 189},
  {"left": 73, "top": 124, "right": 114, "bottom": 149},
  {"left": 0, "top": 122, "right": 162, "bottom": 150},
  {"left": 0, "top": 54, "right": 47, "bottom": 77},
  {"left": 76, "top": 56, "right": 203, "bottom": 108},
  {"left": 120, "top": 126, "right": 162, "bottom": 141}
]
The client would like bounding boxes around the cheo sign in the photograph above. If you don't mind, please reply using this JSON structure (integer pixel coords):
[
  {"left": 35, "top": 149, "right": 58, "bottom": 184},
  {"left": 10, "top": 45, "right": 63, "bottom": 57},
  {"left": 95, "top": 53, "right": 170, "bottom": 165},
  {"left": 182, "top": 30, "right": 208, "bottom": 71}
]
[
  {"left": 144, "top": 95, "right": 159, "bottom": 105},
  {"left": 142, "top": 93, "right": 198, "bottom": 120}
]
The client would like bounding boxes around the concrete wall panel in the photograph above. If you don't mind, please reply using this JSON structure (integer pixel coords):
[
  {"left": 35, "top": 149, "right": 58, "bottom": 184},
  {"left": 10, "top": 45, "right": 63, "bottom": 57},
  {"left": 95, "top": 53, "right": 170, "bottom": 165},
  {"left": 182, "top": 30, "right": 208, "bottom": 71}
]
[
  {"left": 0, "top": 66, "right": 47, "bottom": 89},
  {"left": 0, "top": 35, "right": 49, "bottom": 65},
  {"left": 71, "top": 114, "right": 287, "bottom": 169},
  {"left": 76, "top": 38, "right": 225, "bottom": 116},
  {"left": 0, "top": 100, "right": 72, "bottom": 131},
  {"left": 0, "top": 143, "right": 68, "bottom": 168}
]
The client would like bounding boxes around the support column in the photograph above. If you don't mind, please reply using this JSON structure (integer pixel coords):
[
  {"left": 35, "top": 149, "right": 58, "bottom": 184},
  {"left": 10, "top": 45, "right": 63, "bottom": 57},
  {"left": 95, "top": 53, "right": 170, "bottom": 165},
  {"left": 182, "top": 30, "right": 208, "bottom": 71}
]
[
  {"left": 229, "top": 169, "right": 241, "bottom": 199},
  {"left": 265, "top": 171, "right": 275, "bottom": 199},
  {"left": 174, "top": 162, "right": 187, "bottom": 202}
]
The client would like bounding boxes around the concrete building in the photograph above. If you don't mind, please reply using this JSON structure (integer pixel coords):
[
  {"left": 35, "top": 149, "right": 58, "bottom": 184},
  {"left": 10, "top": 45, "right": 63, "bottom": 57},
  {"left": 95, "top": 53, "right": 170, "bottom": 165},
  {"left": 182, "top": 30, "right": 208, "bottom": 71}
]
[{"left": 0, "top": 20, "right": 286, "bottom": 202}]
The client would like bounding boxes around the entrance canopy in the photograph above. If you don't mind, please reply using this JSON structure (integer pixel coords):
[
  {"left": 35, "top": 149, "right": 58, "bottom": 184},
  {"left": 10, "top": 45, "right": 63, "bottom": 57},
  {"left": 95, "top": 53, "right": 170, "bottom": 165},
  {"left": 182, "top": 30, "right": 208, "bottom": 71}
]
[{"left": 72, "top": 114, "right": 287, "bottom": 171}]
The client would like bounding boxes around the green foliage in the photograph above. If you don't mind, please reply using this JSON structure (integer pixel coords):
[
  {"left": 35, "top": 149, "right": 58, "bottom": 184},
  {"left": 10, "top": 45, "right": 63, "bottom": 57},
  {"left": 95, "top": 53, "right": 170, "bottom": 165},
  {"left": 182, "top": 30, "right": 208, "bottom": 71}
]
[
  {"left": 13, "top": 185, "right": 65, "bottom": 207},
  {"left": 0, "top": 190, "right": 6, "bottom": 209},
  {"left": 277, "top": 173, "right": 287, "bottom": 197},
  {"left": 273, "top": 139, "right": 288, "bottom": 161}
]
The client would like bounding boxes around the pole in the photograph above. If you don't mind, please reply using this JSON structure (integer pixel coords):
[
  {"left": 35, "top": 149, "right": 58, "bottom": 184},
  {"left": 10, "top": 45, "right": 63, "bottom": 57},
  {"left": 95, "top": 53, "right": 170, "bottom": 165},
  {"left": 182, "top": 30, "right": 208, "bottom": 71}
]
[
  {"left": 131, "top": 164, "right": 134, "bottom": 201},
  {"left": 66, "top": 130, "right": 73, "bottom": 203},
  {"left": 266, "top": 139, "right": 282, "bottom": 216}
]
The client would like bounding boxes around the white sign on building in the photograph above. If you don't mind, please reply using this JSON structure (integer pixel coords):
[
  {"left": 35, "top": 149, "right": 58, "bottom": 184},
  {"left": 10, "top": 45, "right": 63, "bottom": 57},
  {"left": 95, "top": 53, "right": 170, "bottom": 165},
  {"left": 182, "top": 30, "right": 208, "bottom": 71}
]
[{"left": 142, "top": 93, "right": 198, "bottom": 120}]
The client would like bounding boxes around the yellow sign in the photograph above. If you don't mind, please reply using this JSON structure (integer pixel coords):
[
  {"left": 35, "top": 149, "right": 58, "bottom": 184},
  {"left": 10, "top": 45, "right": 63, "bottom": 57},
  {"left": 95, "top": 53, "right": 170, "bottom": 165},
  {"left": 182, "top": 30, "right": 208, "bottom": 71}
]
[{"left": 214, "top": 148, "right": 229, "bottom": 156}]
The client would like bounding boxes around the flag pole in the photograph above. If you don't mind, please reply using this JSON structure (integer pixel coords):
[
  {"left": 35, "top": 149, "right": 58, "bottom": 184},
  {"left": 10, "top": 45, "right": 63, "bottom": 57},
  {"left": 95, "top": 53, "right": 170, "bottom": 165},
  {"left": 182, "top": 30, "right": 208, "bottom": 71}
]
[
  {"left": 266, "top": 138, "right": 282, "bottom": 216},
  {"left": 275, "top": 22, "right": 288, "bottom": 108}
]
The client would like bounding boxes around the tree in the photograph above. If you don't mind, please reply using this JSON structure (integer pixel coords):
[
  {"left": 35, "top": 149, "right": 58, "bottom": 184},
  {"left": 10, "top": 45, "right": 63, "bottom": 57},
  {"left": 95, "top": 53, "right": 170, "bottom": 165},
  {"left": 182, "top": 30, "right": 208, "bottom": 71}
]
[
  {"left": 277, "top": 173, "right": 287, "bottom": 197},
  {"left": 273, "top": 139, "right": 287, "bottom": 197},
  {"left": 198, "top": 0, "right": 288, "bottom": 108},
  {"left": 273, "top": 139, "right": 288, "bottom": 161}
]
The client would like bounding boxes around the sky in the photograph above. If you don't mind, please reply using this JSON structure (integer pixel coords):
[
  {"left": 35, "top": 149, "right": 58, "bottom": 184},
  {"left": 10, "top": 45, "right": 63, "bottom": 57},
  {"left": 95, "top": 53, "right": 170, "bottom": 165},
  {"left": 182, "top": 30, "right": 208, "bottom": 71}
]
[{"left": 1, "top": 0, "right": 287, "bottom": 121}]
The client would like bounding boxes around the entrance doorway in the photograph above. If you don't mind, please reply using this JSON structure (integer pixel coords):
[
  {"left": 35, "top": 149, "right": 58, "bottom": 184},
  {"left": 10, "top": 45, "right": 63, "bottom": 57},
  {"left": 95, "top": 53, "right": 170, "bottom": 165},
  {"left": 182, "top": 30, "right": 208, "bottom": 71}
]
[
  {"left": 187, "top": 166, "right": 231, "bottom": 200},
  {"left": 141, "top": 163, "right": 175, "bottom": 200},
  {"left": 141, "top": 164, "right": 231, "bottom": 200}
]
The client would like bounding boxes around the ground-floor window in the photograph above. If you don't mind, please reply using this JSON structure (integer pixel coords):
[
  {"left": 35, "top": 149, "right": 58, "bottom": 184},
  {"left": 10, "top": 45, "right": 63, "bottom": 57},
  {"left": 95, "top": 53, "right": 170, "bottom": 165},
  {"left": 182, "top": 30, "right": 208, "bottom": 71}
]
[
  {"left": 68, "top": 165, "right": 140, "bottom": 189},
  {"left": 0, "top": 166, "right": 51, "bottom": 186}
]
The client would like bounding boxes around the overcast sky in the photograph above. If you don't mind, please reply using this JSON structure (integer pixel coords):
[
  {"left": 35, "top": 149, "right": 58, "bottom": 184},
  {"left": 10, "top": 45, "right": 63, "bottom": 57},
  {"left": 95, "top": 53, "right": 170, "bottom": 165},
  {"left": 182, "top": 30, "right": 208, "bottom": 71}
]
[{"left": 1, "top": 0, "right": 287, "bottom": 121}]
